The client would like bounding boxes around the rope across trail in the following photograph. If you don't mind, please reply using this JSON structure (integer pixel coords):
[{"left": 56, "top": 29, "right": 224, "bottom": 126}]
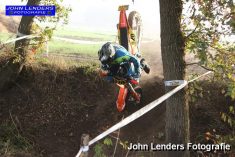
[
  {"left": 1, "top": 34, "right": 39, "bottom": 45},
  {"left": 75, "top": 71, "right": 213, "bottom": 157}
]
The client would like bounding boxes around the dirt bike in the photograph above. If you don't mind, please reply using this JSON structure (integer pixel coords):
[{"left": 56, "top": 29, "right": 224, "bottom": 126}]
[{"left": 114, "top": 5, "right": 143, "bottom": 112}]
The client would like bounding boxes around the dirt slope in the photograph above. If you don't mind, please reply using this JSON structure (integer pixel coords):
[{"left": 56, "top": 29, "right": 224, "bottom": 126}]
[
  {"left": 0, "top": 58, "right": 165, "bottom": 157},
  {"left": 0, "top": 12, "right": 20, "bottom": 33}
]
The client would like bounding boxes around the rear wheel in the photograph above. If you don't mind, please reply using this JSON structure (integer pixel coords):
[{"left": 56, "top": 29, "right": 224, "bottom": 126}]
[
  {"left": 128, "top": 11, "right": 143, "bottom": 52},
  {"left": 118, "top": 11, "right": 143, "bottom": 53}
]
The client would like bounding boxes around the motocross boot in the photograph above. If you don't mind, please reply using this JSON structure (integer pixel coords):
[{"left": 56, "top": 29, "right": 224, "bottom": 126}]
[{"left": 140, "top": 58, "right": 150, "bottom": 74}]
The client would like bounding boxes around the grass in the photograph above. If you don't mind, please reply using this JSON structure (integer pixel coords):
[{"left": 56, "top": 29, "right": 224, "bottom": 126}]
[
  {"left": 54, "top": 27, "right": 116, "bottom": 41},
  {"left": 49, "top": 27, "right": 115, "bottom": 56},
  {"left": 35, "top": 55, "right": 100, "bottom": 70},
  {"left": 0, "top": 121, "right": 33, "bottom": 156},
  {"left": 48, "top": 39, "right": 102, "bottom": 56},
  {"left": 0, "top": 29, "right": 112, "bottom": 56},
  {"left": 0, "top": 32, "right": 15, "bottom": 42}
]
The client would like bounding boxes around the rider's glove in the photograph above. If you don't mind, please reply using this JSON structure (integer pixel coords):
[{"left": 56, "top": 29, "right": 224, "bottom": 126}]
[
  {"left": 126, "top": 75, "right": 134, "bottom": 81},
  {"left": 99, "top": 70, "right": 108, "bottom": 77}
]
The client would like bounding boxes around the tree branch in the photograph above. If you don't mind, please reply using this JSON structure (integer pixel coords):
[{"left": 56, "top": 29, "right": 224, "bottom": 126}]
[
  {"left": 200, "top": 65, "right": 214, "bottom": 72},
  {"left": 185, "top": 23, "right": 200, "bottom": 40},
  {"left": 186, "top": 62, "right": 215, "bottom": 71},
  {"left": 186, "top": 62, "right": 200, "bottom": 66}
]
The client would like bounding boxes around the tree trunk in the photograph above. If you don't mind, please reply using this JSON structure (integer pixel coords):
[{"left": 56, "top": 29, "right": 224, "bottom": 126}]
[
  {"left": 15, "top": 0, "right": 40, "bottom": 58},
  {"left": 0, "top": 0, "right": 40, "bottom": 91},
  {"left": 159, "top": 0, "right": 189, "bottom": 157}
]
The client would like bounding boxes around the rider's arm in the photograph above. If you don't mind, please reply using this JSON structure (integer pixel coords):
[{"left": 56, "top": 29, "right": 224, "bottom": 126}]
[
  {"left": 100, "top": 64, "right": 114, "bottom": 82},
  {"left": 113, "top": 48, "right": 141, "bottom": 78},
  {"left": 101, "top": 64, "right": 109, "bottom": 71},
  {"left": 129, "top": 55, "right": 141, "bottom": 77},
  {"left": 99, "top": 64, "right": 108, "bottom": 76}
]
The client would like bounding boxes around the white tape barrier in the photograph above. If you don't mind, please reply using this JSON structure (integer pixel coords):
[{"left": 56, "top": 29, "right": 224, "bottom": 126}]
[
  {"left": 75, "top": 71, "right": 213, "bottom": 157},
  {"left": 2, "top": 34, "right": 39, "bottom": 45},
  {"left": 76, "top": 149, "right": 82, "bottom": 157},
  {"left": 53, "top": 37, "right": 157, "bottom": 45},
  {"left": 188, "top": 71, "right": 212, "bottom": 83}
]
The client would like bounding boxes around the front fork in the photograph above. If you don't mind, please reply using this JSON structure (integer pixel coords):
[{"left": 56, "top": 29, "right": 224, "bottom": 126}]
[{"left": 116, "top": 83, "right": 141, "bottom": 112}]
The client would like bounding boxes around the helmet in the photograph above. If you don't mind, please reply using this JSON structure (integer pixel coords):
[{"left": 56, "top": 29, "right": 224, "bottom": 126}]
[{"left": 98, "top": 42, "right": 115, "bottom": 64}]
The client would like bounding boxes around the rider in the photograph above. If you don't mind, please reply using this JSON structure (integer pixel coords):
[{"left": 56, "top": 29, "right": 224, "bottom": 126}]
[{"left": 98, "top": 42, "right": 150, "bottom": 83}]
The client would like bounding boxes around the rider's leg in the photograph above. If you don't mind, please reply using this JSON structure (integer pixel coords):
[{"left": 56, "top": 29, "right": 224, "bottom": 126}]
[
  {"left": 135, "top": 51, "right": 150, "bottom": 74},
  {"left": 128, "top": 63, "right": 140, "bottom": 82},
  {"left": 140, "top": 58, "right": 150, "bottom": 74},
  {"left": 135, "top": 51, "right": 141, "bottom": 58}
]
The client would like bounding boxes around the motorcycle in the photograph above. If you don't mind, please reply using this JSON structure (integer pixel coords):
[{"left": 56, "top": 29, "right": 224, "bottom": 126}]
[
  {"left": 114, "top": 76, "right": 142, "bottom": 112},
  {"left": 115, "top": 4, "right": 144, "bottom": 112},
  {"left": 113, "top": 61, "right": 143, "bottom": 112},
  {"left": 103, "top": 5, "right": 142, "bottom": 112},
  {"left": 99, "top": 61, "right": 143, "bottom": 112},
  {"left": 99, "top": 4, "right": 144, "bottom": 112}
]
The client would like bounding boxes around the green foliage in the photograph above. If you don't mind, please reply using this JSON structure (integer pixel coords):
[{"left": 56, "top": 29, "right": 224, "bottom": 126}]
[
  {"left": 93, "top": 138, "right": 130, "bottom": 156},
  {"left": 36, "top": 0, "right": 72, "bottom": 25},
  {"left": 0, "top": 122, "right": 32, "bottom": 155},
  {"left": 211, "top": 46, "right": 235, "bottom": 99},
  {"left": 103, "top": 138, "right": 113, "bottom": 146},
  {"left": 27, "top": 0, "right": 72, "bottom": 55},
  {"left": 93, "top": 137, "right": 113, "bottom": 157},
  {"left": 119, "top": 140, "right": 129, "bottom": 150},
  {"left": 48, "top": 39, "right": 101, "bottom": 56},
  {"left": 220, "top": 106, "right": 235, "bottom": 147},
  {"left": 182, "top": 0, "right": 235, "bottom": 97},
  {"left": 182, "top": 0, "right": 235, "bottom": 147},
  {"left": 182, "top": 0, "right": 234, "bottom": 64},
  {"left": 93, "top": 143, "right": 106, "bottom": 157},
  {"left": 188, "top": 75, "right": 204, "bottom": 103}
]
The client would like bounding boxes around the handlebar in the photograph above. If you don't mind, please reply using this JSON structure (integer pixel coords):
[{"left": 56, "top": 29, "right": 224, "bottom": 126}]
[{"left": 113, "top": 76, "right": 138, "bottom": 85}]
